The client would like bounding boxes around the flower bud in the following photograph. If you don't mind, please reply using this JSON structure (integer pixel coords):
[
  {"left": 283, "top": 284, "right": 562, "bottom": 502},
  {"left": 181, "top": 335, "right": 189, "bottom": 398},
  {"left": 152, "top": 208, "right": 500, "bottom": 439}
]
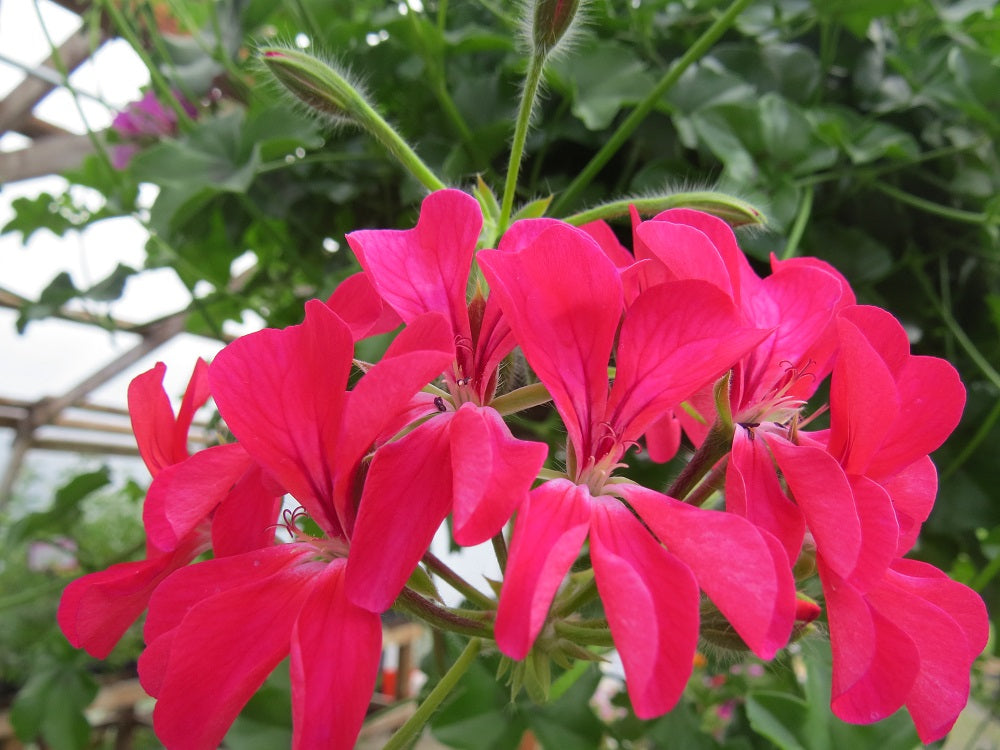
[
  {"left": 532, "top": 0, "right": 582, "bottom": 57},
  {"left": 259, "top": 47, "right": 360, "bottom": 124}
]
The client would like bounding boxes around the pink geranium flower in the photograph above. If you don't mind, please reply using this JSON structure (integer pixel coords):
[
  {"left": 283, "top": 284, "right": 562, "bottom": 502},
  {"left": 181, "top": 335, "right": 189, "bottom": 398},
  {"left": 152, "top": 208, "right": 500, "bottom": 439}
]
[
  {"left": 58, "top": 360, "right": 214, "bottom": 658},
  {"left": 137, "top": 301, "right": 456, "bottom": 749},
  {"left": 343, "top": 189, "right": 548, "bottom": 612},
  {"left": 478, "top": 219, "right": 796, "bottom": 717}
]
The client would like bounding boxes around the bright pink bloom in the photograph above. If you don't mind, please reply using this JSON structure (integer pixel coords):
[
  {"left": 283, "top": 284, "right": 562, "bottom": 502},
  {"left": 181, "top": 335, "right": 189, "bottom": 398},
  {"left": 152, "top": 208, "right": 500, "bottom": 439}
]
[
  {"left": 111, "top": 89, "right": 197, "bottom": 169},
  {"left": 733, "top": 303, "right": 983, "bottom": 741},
  {"left": 59, "top": 360, "right": 213, "bottom": 658},
  {"left": 138, "top": 301, "right": 455, "bottom": 749},
  {"left": 479, "top": 220, "right": 795, "bottom": 717},
  {"left": 344, "top": 189, "right": 547, "bottom": 612}
]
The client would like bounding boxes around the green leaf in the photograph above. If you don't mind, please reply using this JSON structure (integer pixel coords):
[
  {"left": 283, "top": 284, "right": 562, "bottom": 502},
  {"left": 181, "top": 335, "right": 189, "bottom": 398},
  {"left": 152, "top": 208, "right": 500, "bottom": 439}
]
[
  {"left": 745, "top": 691, "right": 811, "bottom": 750},
  {"left": 10, "top": 661, "right": 98, "bottom": 750},
  {"left": 7, "top": 467, "right": 112, "bottom": 544},
  {"left": 2, "top": 193, "right": 77, "bottom": 242},
  {"left": 550, "top": 37, "right": 657, "bottom": 130}
]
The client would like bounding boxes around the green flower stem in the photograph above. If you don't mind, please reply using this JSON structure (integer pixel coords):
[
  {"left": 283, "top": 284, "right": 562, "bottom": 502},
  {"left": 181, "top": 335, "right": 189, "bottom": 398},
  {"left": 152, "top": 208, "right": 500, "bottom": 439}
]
[
  {"left": 554, "top": 573, "right": 598, "bottom": 617},
  {"left": 422, "top": 552, "right": 496, "bottom": 609},
  {"left": 941, "top": 397, "right": 1000, "bottom": 481},
  {"left": 550, "top": 0, "right": 754, "bottom": 215},
  {"left": 874, "top": 181, "right": 994, "bottom": 226},
  {"left": 492, "top": 532, "right": 509, "bottom": 572},
  {"left": 911, "top": 263, "right": 1000, "bottom": 391},
  {"left": 554, "top": 620, "right": 614, "bottom": 647},
  {"left": 99, "top": 0, "right": 195, "bottom": 129},
  {"left": 666, "top": 419, "right": 734, "bottom": 502},
  {"left": 0, "top": 579, "right": 67, "bottom": 612},
  {"left": 563, "top": 191, "right": 767, "bottom": 228},
  {"left": 499, "top": 53, "right": 546, "bottom": 232},
  {"left": 395, "top": 588, "right": 494, "bottom": 638},
  {"left": 490, "top": 382, "right": 552, "bottom": 415},
  {"left": 354, "top": 97, "right": 447, "bottom": 192},
  {"left": 383, "top": 638, "right": 482, "bottom": 750},
  {"left": 972, "top": 554, "right": 1000, "bottom": 593},
  {"left": 781, "top": 184, "right": 813, "bottom": 260},
  {"left": 682, "top": 457, "right": 729, "bottom": 508},
  {"left": 797, "top": 140, "right": 987, "bottom": 188}
]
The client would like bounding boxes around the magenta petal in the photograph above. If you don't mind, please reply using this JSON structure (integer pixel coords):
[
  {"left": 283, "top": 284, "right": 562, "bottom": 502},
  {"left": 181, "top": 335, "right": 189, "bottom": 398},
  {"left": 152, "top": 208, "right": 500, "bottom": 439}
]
[
  {"left": 347, "top": 188, "right": 481, "bottom": 341},
  {"left": 845, "top": 475, "right": 898, "bottom": 592},
  {"left": 290, "top": 559, "right": 382, "bottom": 750},
  {"left": 644, "top": 411, "right": 682, "bottom": 463},
  {"left": 828, "top": 315, "right": 900, "bottom": 474},
  {"left": 339, "top": 311, "right": 454, "bottom": 498},
  {"left": 621, "top": 484, "right": 794, "bottom": 659},
  {"left": 149, "top": 555, "right": 322, "bottom": 750},
  {"left": 726, "top": 428, "right": 804, "bottom": 564},
  {"left": 579, "top": 219, "right": 635, "bottom": 268},
  {"left": 768, "top": 436, "right": 862, "bottom": 581},
  {"left": 211, "top": 462, "right": 285, "bottom": 557},
  {"left": 887, "top": 559, "right": 989, "bottom": 660},
  {"left": 325, "top": 271, "right": 403, "bottom": 340},
  {"left": 867, "top": 355, "right": 965, "bottom": 478},
  {"left": 838, "top": 305, "right": 910, "bottom": 375},
  {"left": 345, "top": 418, "right": 454, "bottom": 612},
  {"left": 868, "top": 564, "right": 982, "bottom": 743},
  {"left": 821, "top": 563, "right": 919, "bottom": 726},
  {"left": 172, "top": 358, "right": 210, "bottom": 461},
  {"left": 450, "top": 404, "right": 548, "bottom": 546},
  {"left": 634, "top": 219, "right": 734, "bottom": 296},
  {"left": 128, "top": 362, "right": 189, "bottom": 476},
  {"left": 590, "top": 498, "right": 699, "bottom": 718},
  {"left": 143, "top": 442, "right": 253, "bottom": 553},
  {"left": 210, "top": 300, "right": 353, "bottom": 535},
  {"left": 57, "top": 532, "right": 208, "bottom": 659},
  {"left": 479, "top": 225, "right": 622, "bottom": 464},
  {"left": 495, "top": 479, "right": 591, "bottom": 659},
  {"left": 879, "top": 456, "right": 936, "bottom": 555},
  {"left": 607, "top": 280, "right": 768, "bottom": 443}
]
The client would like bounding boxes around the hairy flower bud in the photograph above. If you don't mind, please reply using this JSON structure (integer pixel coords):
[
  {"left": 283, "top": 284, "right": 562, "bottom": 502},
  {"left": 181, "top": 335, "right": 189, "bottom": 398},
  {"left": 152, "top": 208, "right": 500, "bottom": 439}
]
[
  {"left": 260, "top": 47, "right": 360, "bottom": 124},
  {"left": 532, "top": 0, "right": 582, "bottom": 56}
]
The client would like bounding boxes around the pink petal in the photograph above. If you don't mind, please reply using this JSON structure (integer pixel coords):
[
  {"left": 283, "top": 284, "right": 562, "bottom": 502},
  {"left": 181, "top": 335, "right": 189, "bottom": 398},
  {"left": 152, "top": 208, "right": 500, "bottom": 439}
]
[
  {"left": 338, "top": 311, "right": 454, "bottom": 516},
  {"left": 821, "top": 562, "right": 919, "bottom": 725},
  {"left": 149, "top": 555, "right": 323, "bottom": 750},
  {"left": 172, "top": 358, "right": 210, "bottom": 462},
  {"left": 590, "top": 497, "right": 699, "bottom": 718},
  {"left": 838, "top": 305, "right": 910, "bottom": 375},
  {"left": 345, "top": 418, "right": 454, "bottom": 612},
  {"left": 644, "top": 411, "right": 682, "bottom": 463},
  {"left": 868, "top": 564, "right": 982, "bottom": 743},
  {"left": 845, "top": 475, "right": 898, "bottom": 592},
  {"left": 879, "top": 457, "right": 936, "bottom": 555},
  {"left": 211, "top": 462, "right": 285, "bottom": 557},
  {"left": 579, "top": 220, "right": 634, "bottom": 268},
  {"left": 495, "top": 479, "right": 591, "bottom": 659},
  {"left": 726, "top": 428, "right": 805, "bottom": 564},
  {"left": 346, "top": 189, "right": 481, "bottom": 343},
  {"left": 867, "top": 355, "right": 965, "bottom": 478},
  {"left": 621, "top": 484, "right": 794, "bottom": 659},
  {"left": 209, "top": 300, "right": 353, "bottom": 536},
  {"left": 479, "top": 225, "right": 622, "bottom": 464},
  {"left": 768, "top": 435, "right": 861, "bottom": 581},
  {"left": 471, "top": 293, "right": 516, "bottom": 398},
  {"left": 127, "top": 363, "right": 183, "bottom": 475},
  {"left": 143, "top": 442, "right": 253, "bottom": 553},
  {"left": 827, "top": 315, "right": 900, "bottom": 474},
  {"left": 325, "top": 271, "right": 403, "bottom": 340},
  {"left": 634, "top": 219, "right": 734, "bottom": 296},
  {"left": 57, "top": 531, "right": 208, "bottom": 659},
  {"left": 450, "top": 404, "right": 548, "bottom": 546},
  {"left": 290, "top": 560, "right": 382, "bottom": 750},
  {"left": 607, "top": 280, "right": 768, "bottom": 443}
]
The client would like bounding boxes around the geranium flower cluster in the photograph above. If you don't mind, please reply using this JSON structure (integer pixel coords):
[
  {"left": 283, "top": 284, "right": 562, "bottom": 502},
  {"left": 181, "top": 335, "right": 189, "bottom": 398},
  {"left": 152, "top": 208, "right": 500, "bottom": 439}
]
[{"left": 58, "top": 189, "right": 986, "bottom": 749}]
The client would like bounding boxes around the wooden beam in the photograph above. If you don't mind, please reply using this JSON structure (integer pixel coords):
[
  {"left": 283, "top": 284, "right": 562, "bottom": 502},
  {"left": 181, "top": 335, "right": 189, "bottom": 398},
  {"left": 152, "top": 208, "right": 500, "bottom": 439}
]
[
  {"left": 0, "top": 132, "right": 96, "bottom": 182},
  {"left": 0, "top": 28, "right": 99, "bottom": 135}
]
